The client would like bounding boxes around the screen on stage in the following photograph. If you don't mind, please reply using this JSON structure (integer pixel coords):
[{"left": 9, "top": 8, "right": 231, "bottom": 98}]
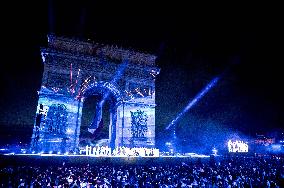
[{"left": 228, "top": 140, "right": 248, "bottom": 153}]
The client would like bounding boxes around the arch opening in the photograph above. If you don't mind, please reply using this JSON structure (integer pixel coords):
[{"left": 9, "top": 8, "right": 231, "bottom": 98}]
[
  {"left": 79, "top": 95, "right": 110, "bottom": 145},
  {"left": 79, "top": 81, "right": 122, "bottom": 149}
]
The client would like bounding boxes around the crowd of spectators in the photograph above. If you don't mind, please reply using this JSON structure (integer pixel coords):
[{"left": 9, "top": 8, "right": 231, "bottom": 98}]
[{"left": 0, "top": 156, "right": 283, "bottom": 187}]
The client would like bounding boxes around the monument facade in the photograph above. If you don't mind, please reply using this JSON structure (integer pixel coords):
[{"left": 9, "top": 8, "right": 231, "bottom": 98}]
[{"left": 30, "top": 35, "right": 160, "bottom": 153}]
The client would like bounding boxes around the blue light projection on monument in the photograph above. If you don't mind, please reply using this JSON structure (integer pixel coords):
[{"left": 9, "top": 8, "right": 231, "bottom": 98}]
[
  {"left": 30, "top": 34, "right": 160, "bottom": 153},
  {"left": 165, "top": 76, "right": 220, "bottom": 130}
]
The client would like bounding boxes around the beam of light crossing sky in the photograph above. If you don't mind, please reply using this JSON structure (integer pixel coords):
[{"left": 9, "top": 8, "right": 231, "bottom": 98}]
[
  {"left": 88, "top": 60, "right": 128, "bottom": 133},
  {"left": 165, "top": 76, "right": 220, "bottom": 130},
  {"left": 98, "top": 60, "right": 128, "bottom": 107}
]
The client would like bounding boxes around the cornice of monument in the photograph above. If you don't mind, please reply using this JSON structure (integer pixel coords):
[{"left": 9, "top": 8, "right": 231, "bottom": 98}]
[
  {"left": 47, "top": 34, "right": 157, "bottom": 67},
  {"left": 41, "top": 48, "right": 160, "bottom": 75}
]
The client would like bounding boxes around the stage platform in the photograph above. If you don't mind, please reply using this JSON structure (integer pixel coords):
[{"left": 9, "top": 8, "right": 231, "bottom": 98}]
[{"left": 0, "top": 153, "right": 213, "bottom": 167}]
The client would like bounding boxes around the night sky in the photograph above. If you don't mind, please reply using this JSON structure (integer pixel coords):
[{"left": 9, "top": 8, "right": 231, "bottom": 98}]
[{"left": 0, "top": 1, "right": 283, "bottom": 148}]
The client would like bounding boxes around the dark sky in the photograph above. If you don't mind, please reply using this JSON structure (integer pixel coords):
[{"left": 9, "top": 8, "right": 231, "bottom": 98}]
[{"left": 0, "top": 1, "right": 283, "bottom": 145}]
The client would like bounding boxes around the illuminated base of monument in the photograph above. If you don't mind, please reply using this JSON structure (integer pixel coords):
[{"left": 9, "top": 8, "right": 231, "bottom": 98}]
[
  {"left": 115, "top": 96, "right": 156, "bottom": 148},
  {"left": 30, "top": 89, "right": 156, "bottom": 153},
  {"left": 30, "top": 90, "right": 82, "bottom": 153}
]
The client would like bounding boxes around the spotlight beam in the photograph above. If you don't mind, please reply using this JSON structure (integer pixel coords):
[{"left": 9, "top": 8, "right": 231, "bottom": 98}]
[
  {"left": 88, "top": 60, "right": 128, "bottom": 133},
  {"left": 98, "top": 60, "right": 128, "bottom": 106},
  {"left": 165, "top": 76, "right": 220, "bottom": 130}
]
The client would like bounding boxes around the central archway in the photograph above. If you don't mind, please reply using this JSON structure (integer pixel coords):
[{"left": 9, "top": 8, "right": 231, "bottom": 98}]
[
  {"left": 79, "top": 95, "right": 110, "bottom": 145},
  {"left": 80, "top": 81, "right": 122, "bottom": 150}
]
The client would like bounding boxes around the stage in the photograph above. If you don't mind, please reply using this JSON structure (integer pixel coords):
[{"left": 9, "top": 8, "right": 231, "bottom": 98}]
[
  {"left": 0, "top": 152, "right": 213, "bottom": 167},
  {"left": 3, "top": 152, "right": 211, "bottom": 158}
]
